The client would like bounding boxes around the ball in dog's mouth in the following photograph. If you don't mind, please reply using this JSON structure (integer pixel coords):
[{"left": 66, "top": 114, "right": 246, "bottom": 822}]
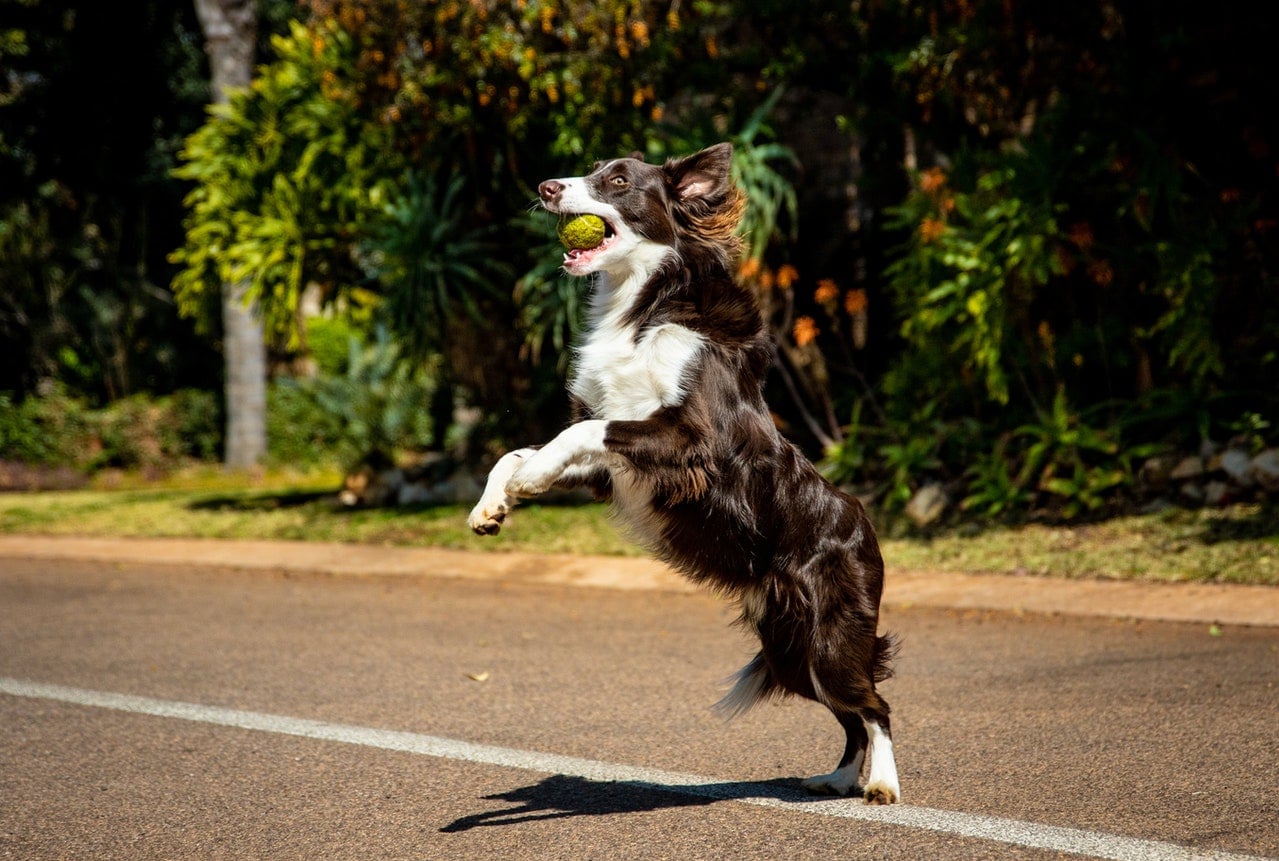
[{"left": 557, "top": 213, "right": 608, "bottom": 250}]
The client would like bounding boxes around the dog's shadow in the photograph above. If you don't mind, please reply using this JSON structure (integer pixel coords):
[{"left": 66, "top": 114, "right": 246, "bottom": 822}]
[{"left": 440, "top": 773, "right": 822, "bottom": 833}]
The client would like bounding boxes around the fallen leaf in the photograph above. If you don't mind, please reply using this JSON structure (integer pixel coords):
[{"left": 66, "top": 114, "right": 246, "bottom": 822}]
[
  {"left": 466, "top": 671, "right": 490, "bottom": 682},
  {"left": 1208, "top": 624, "right": 1223, "bottom": 637}
]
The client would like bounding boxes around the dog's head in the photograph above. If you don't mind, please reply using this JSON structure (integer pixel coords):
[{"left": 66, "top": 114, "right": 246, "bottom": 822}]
[{"left": 538, "top": 142, "right": 744, "bottom": 278}]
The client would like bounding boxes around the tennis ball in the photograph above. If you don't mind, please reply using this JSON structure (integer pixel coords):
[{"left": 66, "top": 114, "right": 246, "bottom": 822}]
[{"left": 557, "top": 214, "right": 607, "bottom": 250}]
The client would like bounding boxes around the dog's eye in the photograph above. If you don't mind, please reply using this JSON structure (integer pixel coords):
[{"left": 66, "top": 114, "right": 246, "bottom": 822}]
[{"left": 610, "top": 175, "right": 628, "bottom": 187}]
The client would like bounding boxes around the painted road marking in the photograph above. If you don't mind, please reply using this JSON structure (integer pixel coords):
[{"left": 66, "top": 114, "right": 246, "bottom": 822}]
[{"left": 0, "top": 677, "right": 1266, "bottom": 861}]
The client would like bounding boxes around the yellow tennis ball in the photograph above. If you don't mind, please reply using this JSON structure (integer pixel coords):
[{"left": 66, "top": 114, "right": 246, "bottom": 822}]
[{"left": 557, "top": 214, "right": 607, "bottom": 250}]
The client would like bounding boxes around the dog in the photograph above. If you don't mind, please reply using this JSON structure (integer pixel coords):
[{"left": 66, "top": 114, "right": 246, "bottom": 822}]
[{"left": 467, "top": 143, "right": 900, "bottom": 804}]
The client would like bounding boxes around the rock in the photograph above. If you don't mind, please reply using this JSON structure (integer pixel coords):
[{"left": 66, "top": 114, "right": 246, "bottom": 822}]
[
  {"left": 396, "top": 471, "right": 483, "bottom": 506},
  {"left": 1251, "top": 448, "right": 1279, "bottom": 491},
  {"left": 1178, "top": 482, "right": 1205, "bottom": 504},
  {"left": 1219, "top": 448, "right": 1253, "bottom": 487},
  {"left": 1204, "top": 480, "right": 1230, "bottom": 506},
  {"left": 1168, "top": 456, "right": 1205, "bottom": 482},
  {"left": 905, "top": 483, "right": 950, "bottom": 527},
  {"left": 1139, "top": 456, "right": 1173, "bottom": 489}
]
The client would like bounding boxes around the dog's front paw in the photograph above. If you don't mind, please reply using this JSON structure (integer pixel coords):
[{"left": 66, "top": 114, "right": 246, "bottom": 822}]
[{"left": 467, "top": 497, "right": 509, "bottom": 536}]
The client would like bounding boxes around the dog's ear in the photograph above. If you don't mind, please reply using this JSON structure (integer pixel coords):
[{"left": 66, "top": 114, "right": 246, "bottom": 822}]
[
  {"left": 628, "top": 150, "right": 646, "bottom": 162},
  {"left": 665, "top": 143, "right": 733, "bottom": 204}
]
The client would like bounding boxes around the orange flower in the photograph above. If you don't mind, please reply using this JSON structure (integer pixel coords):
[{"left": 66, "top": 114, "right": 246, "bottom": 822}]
[
  {"left": 919, "top": 167, "right": 946, "bottom": 194},
  {"left": 738, "top": 257, "right": 761, "bottom": 280},
  {"left": 919, "top": 217, "right": 947, "bottom": 243},
  {"left": 1036, "top": 320, "right": 1055, "bottom": 352},
  {"left": 793, "top": 316, "right": 820, "bottom": 347},
  {"left": 777, "top": 264, "right": 799, "bottom": 290},
  {"left": 814, "top": 279, "right": 839, "bottom": 304},
  {"left": 844, "top": 288, "right": 868, "bottom": 316},
  {"left": 1068, "top": 222, "right": 1094, "bottom": 251},
  {"left": 1087, "top": 260, "right": 1114, "bottom": 286}
]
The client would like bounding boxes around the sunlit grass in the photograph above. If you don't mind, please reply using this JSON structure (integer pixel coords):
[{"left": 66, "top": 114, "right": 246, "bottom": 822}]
[
  {"left": 883, "top": 505, "right": 1278, "bottom": 586},
  {"left": 0, "top": 479, "right": 639, "bottom": 557},
  {"left": 0, "top": 476, "right": 1274, "bottom": 584}
]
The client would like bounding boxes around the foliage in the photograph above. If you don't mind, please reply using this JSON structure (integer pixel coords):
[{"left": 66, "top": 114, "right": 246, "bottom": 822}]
[
  {"left": 171, "top": 18, "right": 400, "bottom": 344},
  {"left": 0, "top": 0, "right": 223, "bottom": 402},
  {"left": 0, "top": 387, "right": 221, "bottom": 473},
  {"left": 885, "top": 151, "right": 1065, "bottom": 406},
  {"left": 357, "top": 171, "right": 512, "bottom": 359},
  {"left": 0, "top": 388, "right": 94, "bottom": 467},
  {"left": 5, "top": 0, "right": 1277, "bottom": 525},
  {"left": 816, "top": 2, "right": 1279, "bottom": 521},
  {"left": 272, "top": 328, "right": 437, "bottom": 469}
]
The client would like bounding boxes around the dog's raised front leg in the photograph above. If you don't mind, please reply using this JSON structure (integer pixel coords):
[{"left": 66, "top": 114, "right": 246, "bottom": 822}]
[
  {"left": 506, "top": 420, "right": 610, "bottom": 498},
  {"left": 467, "top": 447, "right": 536, "bottom": 535}
]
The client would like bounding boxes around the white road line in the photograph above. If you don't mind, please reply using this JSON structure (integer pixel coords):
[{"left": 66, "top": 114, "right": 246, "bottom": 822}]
[{"left": 0, "top": 677, "right": 1266, "bottom": 861}]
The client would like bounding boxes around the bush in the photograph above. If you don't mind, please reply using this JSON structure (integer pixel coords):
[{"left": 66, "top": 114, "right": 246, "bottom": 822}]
[
  {"left": 0, "top": 387, "right": 94, "bottom": 467},
  {"left": 266, "top": 379, "right": 349, "bottom": 469},
  {"left": 0, "top": 387, "right": 222, "bottom": 476},
  {"left": 268, "top": 328, "right": 438, "bottom": 470}
]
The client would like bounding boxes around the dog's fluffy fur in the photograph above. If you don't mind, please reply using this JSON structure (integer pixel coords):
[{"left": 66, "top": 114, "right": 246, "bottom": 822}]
[{"left": 468, "top": 143, "right": 900, "bottom": 804}]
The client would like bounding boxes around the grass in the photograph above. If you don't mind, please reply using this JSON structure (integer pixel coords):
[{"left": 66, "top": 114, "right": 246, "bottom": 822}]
[{"left": 0, "top": 470, "right": 1275, "bottom": 585}]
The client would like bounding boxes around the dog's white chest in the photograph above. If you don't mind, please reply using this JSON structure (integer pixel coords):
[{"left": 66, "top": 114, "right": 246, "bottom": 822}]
[{"left": 571, "top": 322, "right": 704, "bottom": 420}]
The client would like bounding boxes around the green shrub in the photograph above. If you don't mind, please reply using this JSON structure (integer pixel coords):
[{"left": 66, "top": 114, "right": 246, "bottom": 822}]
[
  {"left": 0, "top": 387, "right": 94, "bottom": 467},
  {"left": 266, "top": 380, "right": 349, "bottom": 469},
  {"left": 0, "top": 387, "right": 221, "bottom": 474},
  {"left": 268, "top": 328, "right": 437, "bottom": 470}
]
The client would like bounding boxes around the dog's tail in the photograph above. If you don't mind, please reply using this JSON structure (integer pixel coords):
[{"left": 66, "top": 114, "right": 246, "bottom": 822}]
[
  {"left": 713, "top": 652, "right": 774, "bottom": 720},
  {"left": 873, "top": 632, "right": 900, "bottom": 684}
]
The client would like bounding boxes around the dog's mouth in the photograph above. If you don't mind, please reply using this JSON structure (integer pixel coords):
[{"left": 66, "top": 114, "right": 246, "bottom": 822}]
[{"left": 561, "top": 214, "right": 618, "bottom": 274}]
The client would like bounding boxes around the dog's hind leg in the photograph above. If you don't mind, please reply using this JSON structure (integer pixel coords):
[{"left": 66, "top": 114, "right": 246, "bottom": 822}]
[
  {"left": 859, "top": 708, "right": 900, "bottom": 805},
  {"left": 801, "top": 712, "right": 867, "bottom": 797}
]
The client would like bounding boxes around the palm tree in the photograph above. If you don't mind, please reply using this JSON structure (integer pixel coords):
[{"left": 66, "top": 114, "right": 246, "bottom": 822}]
[{"left": 193, "top": 0, "right": 266, "bottom": 469}]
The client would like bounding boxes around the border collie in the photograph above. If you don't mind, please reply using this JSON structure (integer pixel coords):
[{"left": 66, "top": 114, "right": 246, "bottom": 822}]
[{"left": 467, "top": 143, "right": 900, "bottom": 804}]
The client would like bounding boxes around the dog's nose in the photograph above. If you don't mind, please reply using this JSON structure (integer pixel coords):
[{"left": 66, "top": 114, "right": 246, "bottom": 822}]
[{"left": 538, "top": 180, "right": 564, "bottom": 201}]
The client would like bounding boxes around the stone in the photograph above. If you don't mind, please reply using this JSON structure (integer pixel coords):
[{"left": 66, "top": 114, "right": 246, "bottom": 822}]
[
  {"left": 1139, "top": 456, "right": 1173, "bottom": 489},
  {"left": 905, "top": 483, "right": 950, "bottom": 527},
  {"left": 1168, "top": 456, "right": 1205, "bottom": 482},
  {"left": 1219, "top": 448, "right": 1253, "bottom": 487},
  {"left": 1251, "top": 448, "right": 1279, "bottom": 491},
  {"left": 1204, "top": 480, "right": 1230, "bottom": 506}
]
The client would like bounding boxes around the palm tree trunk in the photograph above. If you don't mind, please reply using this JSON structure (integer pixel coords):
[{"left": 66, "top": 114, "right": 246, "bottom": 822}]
[{"left": 193, "top": 0, "right": 266, "bottom": 469}]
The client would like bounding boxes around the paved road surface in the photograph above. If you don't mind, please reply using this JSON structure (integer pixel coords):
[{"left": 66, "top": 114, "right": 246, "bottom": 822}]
[{"left": 1, "top": 557, "right": 1276, "bottom": 860}]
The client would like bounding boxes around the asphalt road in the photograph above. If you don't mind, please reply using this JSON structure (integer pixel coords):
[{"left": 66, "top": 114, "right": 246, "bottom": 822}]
[{"left": 1, "top": 557, "right": 1276, "bottom": 860}]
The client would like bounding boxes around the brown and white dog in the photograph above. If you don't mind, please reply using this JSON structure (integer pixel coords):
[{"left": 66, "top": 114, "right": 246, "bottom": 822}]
[{"left": 467, "top": 143, "right": 900, "bottom": 804}]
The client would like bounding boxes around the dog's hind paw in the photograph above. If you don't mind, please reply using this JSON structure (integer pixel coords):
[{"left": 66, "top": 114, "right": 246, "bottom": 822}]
[
  {"left": 862, "top": 779, "right": 900, "bottom": 805},
  {"left": 802, "top": 767, "right": 861, "bottom": 798}
]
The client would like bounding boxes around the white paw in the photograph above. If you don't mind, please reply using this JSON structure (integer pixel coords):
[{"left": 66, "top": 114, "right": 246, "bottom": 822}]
[
  {"left": 798, "top": 772, "right": 859, "bottom": 793},
  {"left": 467, "top": 496, "right": 509, "bottom": 536},
  {"left": 862, "top": 778, "right": 900, "bottom": 805},
  {"left": 803, "top": 762, "right": 864, "bottom": 798}
]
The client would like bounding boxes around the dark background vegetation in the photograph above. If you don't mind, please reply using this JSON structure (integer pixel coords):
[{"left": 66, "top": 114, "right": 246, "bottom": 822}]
[{"left": 2, "top": 0, "right": 1275, "bottom": 522}]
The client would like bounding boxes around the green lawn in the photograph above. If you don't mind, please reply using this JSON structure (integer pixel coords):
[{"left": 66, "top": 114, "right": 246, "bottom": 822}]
[{"left": 0, "top": 473, "right": 1275, "bottom": 585}]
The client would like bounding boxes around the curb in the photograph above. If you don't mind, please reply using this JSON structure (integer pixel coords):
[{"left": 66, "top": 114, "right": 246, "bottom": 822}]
[{"left": 0, "top": 534, "right": 1275, "bottom": 628}]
